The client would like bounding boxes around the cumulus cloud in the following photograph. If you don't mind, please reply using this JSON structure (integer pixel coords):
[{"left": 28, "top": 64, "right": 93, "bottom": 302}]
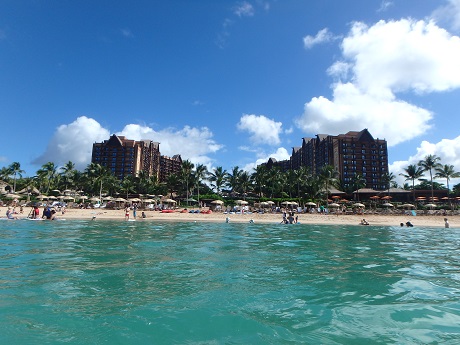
[
  {"left": 341, "top": 19, "right": 460, "bottom": 94},
  {"left": 237, "top": 114, "right": 283, "bottom": 145},
  {"left": 303, "top": 28, "right": 335, "bottom": 49},
  {"left": 297, "top": 82, "right": 433, "bottom": 146},
  {"left": 242, "top": 147, "right": 291, "bottom": 172},
  {"left": 118, "top": 124, "right": 223, "bottom": 166},
  {"left": 390, "top": 135, "right": 460, "bottom": 188},
  {"left": 297, "top": 18, "right": 460, "bottom": 145},
  {"left": 33, "top": 117, "right": 223, "bottom": 171},
  {"left": 32, "top": 116, "right": 110, "bottom": 170}
]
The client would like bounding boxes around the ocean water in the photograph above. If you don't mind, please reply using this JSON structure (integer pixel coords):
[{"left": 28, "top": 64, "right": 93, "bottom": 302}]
[{"left": 1, "top": 220, "right": 460, "bottom": 344}]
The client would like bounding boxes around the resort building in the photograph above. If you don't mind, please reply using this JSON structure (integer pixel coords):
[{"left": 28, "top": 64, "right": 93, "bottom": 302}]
[
  {"left": 160, "top": 155, "right": 183, "bottom": 182},
  {"left": 92, "top": 134, "right": 180, "bottom": 181},
  {"left": 261, "top": 129, "right": 389, "bottom": 191}
]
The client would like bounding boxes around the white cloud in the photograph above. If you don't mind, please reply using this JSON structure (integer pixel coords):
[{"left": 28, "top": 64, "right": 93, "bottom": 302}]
[
  {"left": 296, "top": 82, "right": 433, "bottom": 147},
  {"left": 237, "top": 114, "right": 283, "bottom": 145},
  {"left": 297, "top": 18, "right": 460, "bottom": 145},
  {"left": 432, "top": 0, "right": 460, "bottom": 32},
  {"left": 342, "top": 19, "right": 460, "bottom": 94},
  {"left": 32, "top": 116, "right": 110, "bottom": 170},
  {"left": 242, "top": 147, "right": 291, "bottom": 172},
  {"left": 33, "top": 117, "right": 223, "bottom": 171},
  {"left": 118, "top": 124, "right": 223, "bottom": 166},
  {"left": 234, "top": 2, "right": 255, "bottom": 17},
  {"left": 303, "top": 28, "right": 335, "bottom": 49},
  {"left": 390, "top": 135, "right": 460, "bottom": 188}
]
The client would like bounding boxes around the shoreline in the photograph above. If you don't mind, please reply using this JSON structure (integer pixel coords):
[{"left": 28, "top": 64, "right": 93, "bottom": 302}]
[{"left": 1, "top": 206, "right": 455, "bottom": 228}]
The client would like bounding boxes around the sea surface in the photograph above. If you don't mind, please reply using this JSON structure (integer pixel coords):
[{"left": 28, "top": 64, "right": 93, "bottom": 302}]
[{"left": 1, "top": 219, "right": 460, "bottom": 344}]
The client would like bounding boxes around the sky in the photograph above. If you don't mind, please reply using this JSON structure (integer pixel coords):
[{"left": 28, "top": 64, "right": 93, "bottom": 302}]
[{"left": 1, "top": 0, "right": 460, "bottom": 188}]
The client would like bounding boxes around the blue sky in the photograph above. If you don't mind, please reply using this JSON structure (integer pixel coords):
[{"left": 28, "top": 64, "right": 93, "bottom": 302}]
[{"left": 1, "top": 0, "right": 460, "bottom": 187}]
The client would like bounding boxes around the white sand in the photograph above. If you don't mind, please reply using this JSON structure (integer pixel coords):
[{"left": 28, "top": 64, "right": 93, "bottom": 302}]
[{"left": 3, "top": 206, "right": 454, "bottom": 228}]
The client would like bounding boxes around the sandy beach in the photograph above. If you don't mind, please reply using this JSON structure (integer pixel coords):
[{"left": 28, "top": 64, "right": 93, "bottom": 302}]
[{"left": 2, "top": 206, "right": 455, "bottom": 228}]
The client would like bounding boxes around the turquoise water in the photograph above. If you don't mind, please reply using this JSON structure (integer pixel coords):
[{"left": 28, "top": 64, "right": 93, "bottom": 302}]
[{"left": 1, "top": 220, "right": 460, "bottom": 344}]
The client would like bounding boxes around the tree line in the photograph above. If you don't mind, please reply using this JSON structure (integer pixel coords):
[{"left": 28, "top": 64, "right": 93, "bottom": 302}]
[{"left": 1, "top": 154, "right": 459, "bottom": 204}]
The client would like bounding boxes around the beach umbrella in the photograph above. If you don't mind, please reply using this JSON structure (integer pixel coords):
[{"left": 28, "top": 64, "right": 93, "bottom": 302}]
[
  {"left": 381, "top": 196, "right": 392, "bottom": 200},
  {"left": 48, "top": 196, "right": 57, "bottom": 200},
  {"left": 236, "top": 200, "right": 248, "bottom": 205},
  {"left": 78, "top": 196, "right": 88, "bottom": 200},
  {"left": 332, "top": 195, "right": 341, "bottom": 199},
  {"left": 281, "top": 201, "right": 291, "bottom": 206},
  {"left": 339, "top": 199, "right": 349, "bottom": 203},
  {"left": 63, "top": 196, "right": 75, "bottom": 201},
  {"left": 89, "top": 197, "right": 100, "bottom": 202},
  {"left": 259, "top": 201, "right": 269, "bottom": 207},
  {"left": 400, "top": 203, "right": 415, "bottom": 209},
  {"left": 370, "top": 195, "right": 380, "bottom": 200},
  {"left": 4, "top": 193, "right": 19, "bottom": 199},
  {"left": 164, "top": 199, "right": 176, "bottom": 203},
  {"left": 266, "top": 200, "right": 275, "bottom": 205},
  {"left": 102, "top": 196, "right": 113, "bottom": 201},
  {"left": 329, "top": 203, "right": 340, "bottom": 207},
  {"left": 142, "top": 198, "right": 154, "bottom": 203},
  {"left": 353, "top": 203, "right": 365, "bottom": 208},
  {"left": 382, "top": 203, "right": 394, "bottom": 207},
  {"left": 129, "top": 198, "right": 141, "bottom": 202},
  {"left": 114, "top": 197, "right": 126, "bottom": 202},
  {"left": 211, "top": 200, "right": 224, "bottom": 205},
  {"left": 425, "top": 203, "right": 437, "bottom": 208},
  {"left": 306, "top": 202, "right": 317, "bottom": 206}
]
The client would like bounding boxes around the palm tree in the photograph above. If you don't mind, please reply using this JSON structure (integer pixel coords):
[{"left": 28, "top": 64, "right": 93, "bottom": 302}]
[
  {"left": 0, "top": 166, "right": 10, "bottom": 182},
  {"left": 265, "top": 167, "right": 282, "bottom": 198},
  {"left": 381, "top": 172, "right": 396, "bottom": 196},
  {"left": 238, "top": 171, "right": 252, "bottom": 200},
  {"left": 251, "top": 164, "right": 268, "bottom": 198},
  {"left": 418, "top": 154, "right": 442, "bottom": 200},
  {"left": 165, "top": 173, "right": 180, "bottom": 199},
  {"left": 180, "top": 160, "right": 194, "bottom": 206},
  {"left": 120, "top": 175, "right": 136, "bottom": 199},
  {"left": 60, "top": 161, "right": 76, "bottom": 191},
  {"left": 85, "top": 162, "right": 112, "bottom": 200},
  {"left": 435, "top": 164, "right": 460, "bottom": 208},
  {"left": 41, "top": 162, "right": 57, "bottom": 194},
  {"left": 8, "top": 162, "right": 25, "bottom": 193},
  {"left": 227, "top": 166, "right": 242, "bottom": 196},
  {"left": 208, "top": 166, "right": 227, "bottom": 194},
  {"left": 400, "top": 164, "right": 424, "bottom": 202},
  {"left": 319, "top": 165, "right": 338, "bottom": 204},
  {"left": 285, "top": 169, "right": 298, "bottom": 198},
  {"left": 194, "top": 164, "right": 208, "bottom": 207},
  {"left": 295, "top": 166, "right": 310, "bottom": 201},
  {"left": 352, "top": 174, "right": 367, "bottom": 201}
]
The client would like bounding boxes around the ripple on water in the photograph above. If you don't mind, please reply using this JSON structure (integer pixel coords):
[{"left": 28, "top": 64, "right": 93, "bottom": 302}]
[{"left": 1, "top": 220, "right": 460, "bottom": 343}]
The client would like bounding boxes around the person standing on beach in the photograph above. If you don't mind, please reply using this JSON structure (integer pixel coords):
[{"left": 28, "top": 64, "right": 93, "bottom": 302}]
[
  {"left": 124, "top": 205, "right": 130, "bottom": 220},
  {"left": 133, "top": 203, "right": 138, "bottom": 219},
  {"left": 444, "top": 218, "right": 450, "bottom": 228}
]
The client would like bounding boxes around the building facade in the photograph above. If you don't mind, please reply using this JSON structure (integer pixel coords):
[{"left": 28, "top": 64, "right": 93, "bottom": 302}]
[
  {"left": 261, "top": 129, "right": 389, "bottom": 191},
  {"left": 160, "top": 154, "right": 183, "bottom": 182},
  {"left": 91, "top": 134, "right": 179, "bottom": 181}
]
